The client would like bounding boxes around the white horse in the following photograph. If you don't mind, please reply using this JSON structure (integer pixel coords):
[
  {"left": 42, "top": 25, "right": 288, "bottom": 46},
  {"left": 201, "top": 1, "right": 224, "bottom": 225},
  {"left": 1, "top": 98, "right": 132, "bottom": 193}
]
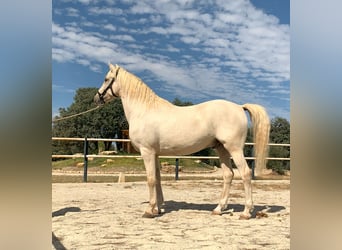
[{"left": 94, "top": 64, "right": 270, "bottom": 219}]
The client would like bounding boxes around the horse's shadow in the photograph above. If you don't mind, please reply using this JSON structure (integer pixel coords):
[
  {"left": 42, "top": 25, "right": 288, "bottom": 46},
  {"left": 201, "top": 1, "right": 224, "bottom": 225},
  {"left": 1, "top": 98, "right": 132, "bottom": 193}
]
[
  {"left": 52, "top": 207, "right": 82, "bottom": 250},
  {"left": 162, "top": 200, "right": 285, "bottom": 218},
  {"left": 52, "top": 206, "right": 81, "bottom": 217}
]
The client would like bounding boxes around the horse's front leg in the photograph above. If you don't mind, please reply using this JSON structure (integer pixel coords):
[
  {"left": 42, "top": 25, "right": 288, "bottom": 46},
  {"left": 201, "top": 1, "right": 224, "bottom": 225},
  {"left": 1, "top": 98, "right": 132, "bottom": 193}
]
[{"left": 141, "top": 150, "right": 163, "bottom": 218}]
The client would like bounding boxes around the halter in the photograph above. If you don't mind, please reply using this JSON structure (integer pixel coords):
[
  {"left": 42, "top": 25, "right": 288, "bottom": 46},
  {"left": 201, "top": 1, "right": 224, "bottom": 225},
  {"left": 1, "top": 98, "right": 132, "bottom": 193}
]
[{"left": 97, "top": 67, "right": 120, "bottom": 103}]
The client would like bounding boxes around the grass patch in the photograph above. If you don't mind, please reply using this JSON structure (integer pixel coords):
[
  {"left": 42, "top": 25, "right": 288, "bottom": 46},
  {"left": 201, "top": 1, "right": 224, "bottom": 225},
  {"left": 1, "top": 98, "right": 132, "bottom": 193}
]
[
  {"left": 52, "top": 156, "right": 216, "bottom": 173},
  {"left": 52, "top": 157, "right": 145, "bottom": 172},
  {"left": 52, "top": 174, "right": 221, "bottom": 183}
]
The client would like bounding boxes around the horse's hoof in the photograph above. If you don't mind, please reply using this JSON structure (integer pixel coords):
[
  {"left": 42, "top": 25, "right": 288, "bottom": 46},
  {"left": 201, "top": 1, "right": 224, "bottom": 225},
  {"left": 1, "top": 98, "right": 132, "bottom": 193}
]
[
  {"left": 142, "top": 212, "right": 157, "bottom": 218},
  {"left": 211, "top": 210, "right": 222, "bottom": 216},
  {"left": 239, "top": 214, "right": 251, "bottom": 220},
  {"left": 153, "top": 208, "right": 161, "bottom": 215}
]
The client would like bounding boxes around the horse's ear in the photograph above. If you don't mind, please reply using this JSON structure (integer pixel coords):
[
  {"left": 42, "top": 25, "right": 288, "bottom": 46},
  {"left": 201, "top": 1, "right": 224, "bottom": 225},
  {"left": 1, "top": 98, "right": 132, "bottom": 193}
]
[{"left": 109, "top": 63, "right": 115, "bottom": 71}]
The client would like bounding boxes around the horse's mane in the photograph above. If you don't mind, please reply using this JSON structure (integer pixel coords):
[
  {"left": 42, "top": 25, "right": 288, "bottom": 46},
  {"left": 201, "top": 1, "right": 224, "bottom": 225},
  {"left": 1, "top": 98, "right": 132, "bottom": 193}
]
[{"left": 117, "top": 67, "right": 172, "bottom": 108}]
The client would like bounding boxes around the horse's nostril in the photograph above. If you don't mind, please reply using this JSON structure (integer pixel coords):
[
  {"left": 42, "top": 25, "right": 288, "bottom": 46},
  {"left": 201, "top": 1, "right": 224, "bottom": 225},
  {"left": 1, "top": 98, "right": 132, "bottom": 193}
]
[{"left": 94, "top": 94, "right": 103, "bottom": 105}]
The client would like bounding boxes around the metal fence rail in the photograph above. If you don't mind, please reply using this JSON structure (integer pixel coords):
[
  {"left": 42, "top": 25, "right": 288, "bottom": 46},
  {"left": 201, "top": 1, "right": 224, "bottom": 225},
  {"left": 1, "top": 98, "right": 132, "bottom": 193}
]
[
  {"left": 52, "top": 137, "right": 290, "bottom": 146},
  {"left": 52, "top": 137, "right": 290, "bottom": 182}
]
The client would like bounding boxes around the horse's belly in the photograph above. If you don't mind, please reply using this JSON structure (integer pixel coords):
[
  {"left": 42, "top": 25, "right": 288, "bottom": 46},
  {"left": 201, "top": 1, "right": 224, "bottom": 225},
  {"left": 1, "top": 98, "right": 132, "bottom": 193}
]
[{"left": 158, "top": 136, "right": 216, "bottom": 155}]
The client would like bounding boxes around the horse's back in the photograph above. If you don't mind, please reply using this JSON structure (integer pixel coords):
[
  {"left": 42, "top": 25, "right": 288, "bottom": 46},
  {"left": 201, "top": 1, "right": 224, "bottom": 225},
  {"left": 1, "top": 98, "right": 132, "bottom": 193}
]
[
  {"left": 194, "top": 100, "right": 247, "bottom": 125},
  {"left": 129, "top": 99, "right": 248, "bottom": 154},
  {"left": 148, "top": 99, "right": 247, "bottom": 136}
]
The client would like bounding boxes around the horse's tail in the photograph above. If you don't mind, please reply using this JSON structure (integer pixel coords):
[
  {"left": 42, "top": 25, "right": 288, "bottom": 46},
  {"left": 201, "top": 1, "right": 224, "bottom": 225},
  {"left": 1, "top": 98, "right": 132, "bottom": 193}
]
[{"left": 242, "top": 103, "right": 271, "bottom": 176}]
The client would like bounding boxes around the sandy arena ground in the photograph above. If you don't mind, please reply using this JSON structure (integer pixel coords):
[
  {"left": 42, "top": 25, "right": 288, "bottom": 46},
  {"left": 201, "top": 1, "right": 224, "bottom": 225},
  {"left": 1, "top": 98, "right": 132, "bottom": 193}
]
[{"left": 52, "top": 179, "right": 290, "bottom": 249}]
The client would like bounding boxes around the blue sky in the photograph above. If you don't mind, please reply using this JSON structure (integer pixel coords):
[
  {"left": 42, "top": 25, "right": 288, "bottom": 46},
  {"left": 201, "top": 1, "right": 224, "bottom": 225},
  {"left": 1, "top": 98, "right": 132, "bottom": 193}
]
[{"left": 52, "top": 0, "right": 290, "bottom": 120}]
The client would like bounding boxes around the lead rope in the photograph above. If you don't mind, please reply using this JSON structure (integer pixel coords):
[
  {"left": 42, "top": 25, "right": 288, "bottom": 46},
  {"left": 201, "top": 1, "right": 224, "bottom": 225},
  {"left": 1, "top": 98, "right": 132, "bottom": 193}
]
[{"left": 52, "top": 105, "right": 101, "bottom": 123}]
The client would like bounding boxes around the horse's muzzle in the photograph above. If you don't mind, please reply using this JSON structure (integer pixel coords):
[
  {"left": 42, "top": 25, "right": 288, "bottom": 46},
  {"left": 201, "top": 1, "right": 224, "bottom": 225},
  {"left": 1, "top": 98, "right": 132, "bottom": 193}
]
[{"left": 94, "top": 93, "right": 105, "bottom": 106}]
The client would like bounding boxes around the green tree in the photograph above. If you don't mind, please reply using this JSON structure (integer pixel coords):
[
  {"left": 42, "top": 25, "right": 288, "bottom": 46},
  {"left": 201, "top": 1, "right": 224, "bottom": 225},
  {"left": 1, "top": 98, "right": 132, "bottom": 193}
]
[
  {"left": 267, "top": 117, "right": 290, "bottom": 174},
  {"left": 243, "top": 127, "right": 254, "bottom": 168},
  {"left": 52, "top": 88, "right": 128, "bottom": 154},
  {"left": 172, "top": 97, "right": 193, "bottom": 106},
  {"left": 172, "top": 98, "right": 194, "bottom": 106}
]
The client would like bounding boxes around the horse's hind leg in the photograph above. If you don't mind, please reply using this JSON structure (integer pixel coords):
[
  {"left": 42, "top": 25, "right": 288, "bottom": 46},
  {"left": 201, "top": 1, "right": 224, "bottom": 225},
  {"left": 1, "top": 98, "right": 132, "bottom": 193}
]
[
  {"left": 230, "top": 149, "right": 253, "bottom": 219},
  {"left": 156, "top": 160, "right": 164, "bottom": 206},
  {"left": 212, "top": 143, "right": 234, "bottom": 215}
]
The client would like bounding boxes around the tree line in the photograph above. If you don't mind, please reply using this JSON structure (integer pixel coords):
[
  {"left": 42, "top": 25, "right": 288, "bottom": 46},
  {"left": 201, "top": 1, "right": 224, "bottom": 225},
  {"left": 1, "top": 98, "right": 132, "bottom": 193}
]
[{"left": 52, "top": 88, "right": 290, "bottom": 174}]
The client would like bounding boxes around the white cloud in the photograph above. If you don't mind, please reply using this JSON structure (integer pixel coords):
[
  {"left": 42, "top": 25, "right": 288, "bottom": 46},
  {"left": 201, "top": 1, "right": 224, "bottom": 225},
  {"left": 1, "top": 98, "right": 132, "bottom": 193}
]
[
  {"left": 103, "top": 24, "right": 116, "bottom": 31},
  {"left": 89, "top": 63, "right": 103, "bottom": 73},
  {"left": 149, "top": 26, "right": 168, "bottom": 35},
  {"left": 180, "top": 36, "right": 201, "bottom": 45},
  {"left": 52, "top": 84, "right": 75, "bottom": 93},
  {"left": 166, "top": 45, "right": 180, "bottom": 53},
  {"left": 52, "top": 47, "right": 75, "bottom": 62},
  {"left": 168, "top": 9, "right": 201, "bottom": 22},
  {"left": 109, "top": 34, "right": 135, "bottom": 42},
  {"left": 52, "top": 22, "right": 118, "bottom": 65},
  {"left": 77, "top": 0, "right": 94, "bottom": 5},
  {"left": 52, "top": 0, "right": 290, "bottom": 119},
  {"left": 88, "top": 6, "right": 123, "bottom": 15},
  {"left": 82, "top": 21, "right": 98, "bottom": 28},
  {"left": 130, "top": 2, "right": 154, "bottom": 14},
  {"left": 123, "top": 0, "right": 289, "bottom": 84},
  {"left": 65, "top": 7, "right": 79, "bottom": 17}
]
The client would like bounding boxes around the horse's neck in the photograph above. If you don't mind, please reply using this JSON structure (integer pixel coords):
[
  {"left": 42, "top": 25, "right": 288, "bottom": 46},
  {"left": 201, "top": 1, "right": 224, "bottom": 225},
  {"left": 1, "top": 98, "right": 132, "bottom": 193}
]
[
  {"left": 118, "top": 71, "right": 173, "bottom": 121},
  {"left": 121, "top": 95, "right": 172, "bottom": 122},
  {"left": 120, "top": 97, "right": 139, "bottom": 122}
]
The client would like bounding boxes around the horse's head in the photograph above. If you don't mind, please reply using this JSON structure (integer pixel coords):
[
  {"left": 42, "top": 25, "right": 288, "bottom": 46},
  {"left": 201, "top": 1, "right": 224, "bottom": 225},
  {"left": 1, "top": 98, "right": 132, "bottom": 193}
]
[{"left": 94, "top": 63, "right": 120, "bottom": 105}]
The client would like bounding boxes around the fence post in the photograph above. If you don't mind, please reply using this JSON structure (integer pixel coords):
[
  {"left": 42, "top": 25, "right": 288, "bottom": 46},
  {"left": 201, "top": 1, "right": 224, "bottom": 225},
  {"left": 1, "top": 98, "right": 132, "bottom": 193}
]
[
  {"left": 175, "top": 158, "right": 179, "bottom": 180},
  {"left": 83, "top": 136, "right": 88, "bottom": 182},
  {"left": 251, "top": 146, "right": 256, "bottom": 180},
  {"left": 251, "top": 160, "right": 255, "bottom": 180}
]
